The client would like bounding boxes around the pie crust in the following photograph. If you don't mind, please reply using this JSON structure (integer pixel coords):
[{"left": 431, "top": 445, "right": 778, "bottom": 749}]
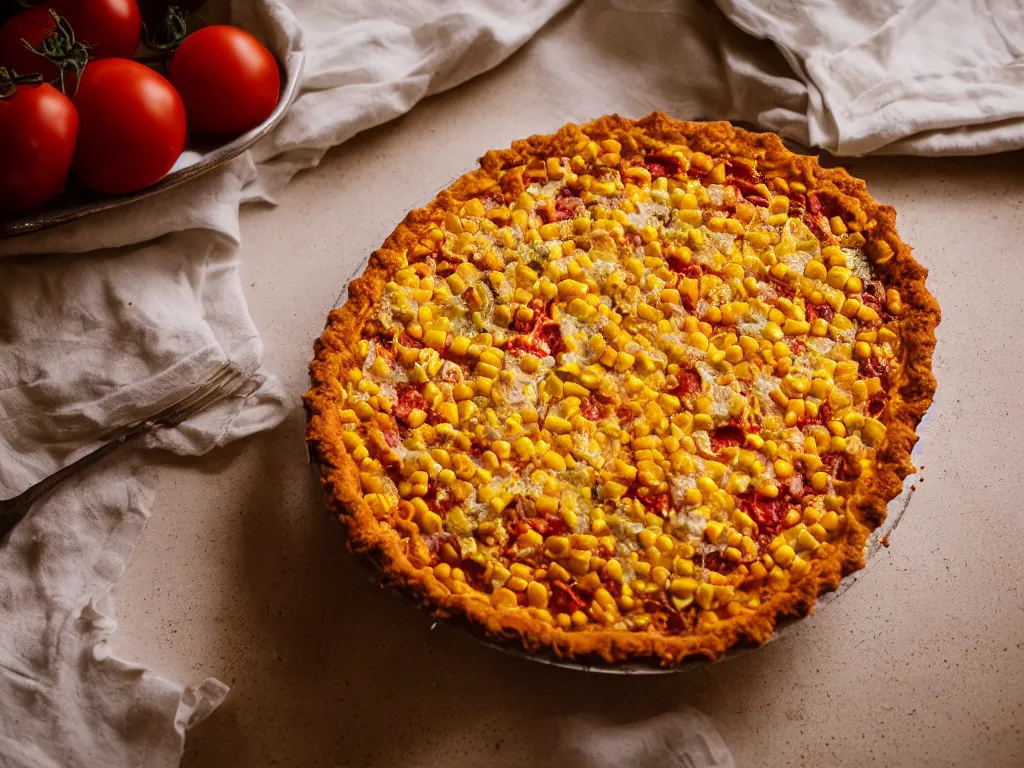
[{"left": 305, "top": 113, "right": 939, "bottom": 665}]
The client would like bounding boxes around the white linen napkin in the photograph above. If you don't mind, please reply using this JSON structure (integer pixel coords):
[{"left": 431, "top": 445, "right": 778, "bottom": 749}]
[
  {"left": 0, "top": 1, "right": 572, "bottom": 765},
  {"left": 553, "top": 708, "right": 735, "bottom": 768},
  {"left": 715, "top": 0, "right": 1024, "bottom": 155},
  {"left": 0, "top": 231, "right": 288, "bottom": 767},
  {"left": 526, "top": 0, "right": 1024, "bottom": 157}
]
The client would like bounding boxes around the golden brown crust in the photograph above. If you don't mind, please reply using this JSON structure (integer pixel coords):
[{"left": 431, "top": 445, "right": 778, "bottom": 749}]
[{"left": 305, "top": 113, "right": 939, "bottom": 666}]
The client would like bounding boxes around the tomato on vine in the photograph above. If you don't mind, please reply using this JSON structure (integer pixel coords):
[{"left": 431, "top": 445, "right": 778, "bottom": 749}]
[
  {"left": 0, "top": 68, "right": 78, "bottom": 215},
  {"left": 0, "top": 7, "right": 80, "bottom": 86},
  {"left": 0, "top": 1, "right": 141, "bottom": 92},
  {"left": 72, "top": 58, "right": 185, "bottom": 194},
  {"left": 169, "top": 25, "right": 280, "bottom": 136},
  {"left": 65, "top": 0, "right": 142, "bottom": 59}
]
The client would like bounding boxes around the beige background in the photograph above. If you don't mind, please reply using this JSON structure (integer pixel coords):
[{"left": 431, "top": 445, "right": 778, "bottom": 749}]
[{"left": 113, "top": 28, "right": 1024, "bottom": 768}]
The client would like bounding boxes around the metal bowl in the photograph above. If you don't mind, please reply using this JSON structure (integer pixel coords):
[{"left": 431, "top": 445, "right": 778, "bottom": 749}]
[{"left": 0, "top": 52, "right": 305, "bottom": 239}]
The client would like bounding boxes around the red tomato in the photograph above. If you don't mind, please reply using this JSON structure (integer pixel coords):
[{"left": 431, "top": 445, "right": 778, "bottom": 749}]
[
  {"left": 72, "top": 58, "right": 185, "bottom": 194},
  {"left": 0, "top": 7, "right": 63, "bottom": 82},
  {"left": 0, "top": 81, "right": 78, "bottom": 214},
  {"left": 169, "top": 25, "right": 280, "bottom": 136},
  {"left": 0, "top": 1, "right": 140, "bottom": 83},
  {"left": 63, "top": 0, "right": 142, "bottom": 59}
]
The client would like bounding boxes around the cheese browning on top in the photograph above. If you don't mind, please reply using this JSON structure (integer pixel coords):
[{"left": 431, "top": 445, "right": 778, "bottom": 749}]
[{"left": 337, "top": 135, "right": 903, "bottom": 633}]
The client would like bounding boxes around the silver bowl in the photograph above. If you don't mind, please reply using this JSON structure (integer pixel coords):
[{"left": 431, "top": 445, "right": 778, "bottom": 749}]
[{"left": 0, "top": 51, "right": 305, "bottom": 239}]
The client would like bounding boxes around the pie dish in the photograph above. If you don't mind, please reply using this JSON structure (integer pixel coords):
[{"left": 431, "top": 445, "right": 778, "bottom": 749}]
[{"left": 305, "top": 113, "right": 939, "bottom": 666}]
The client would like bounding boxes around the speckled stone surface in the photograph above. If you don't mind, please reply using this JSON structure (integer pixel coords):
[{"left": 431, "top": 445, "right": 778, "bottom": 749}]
[{"left": 113, "top": 23, "right": 1024, "bottom": 768}]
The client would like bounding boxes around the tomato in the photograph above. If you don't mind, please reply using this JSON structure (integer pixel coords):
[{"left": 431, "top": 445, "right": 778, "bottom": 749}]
[
  {"left": 169, "top": 25, "right": 280, "bottom": 136},
  {"left": 0, "top": 80, "right": 78, "bottom": 214},
  {"left": 0, "top": 1, "right": 140, "bottom": 84},
  {"left": 0, "top": 7, "right": 64, "bottom": 82},
  {"left": 63, "top": 0, "right": 142, "bottom": 59},
  {"left": 72, "top": 58, "right": 185, "bottom": 194}
]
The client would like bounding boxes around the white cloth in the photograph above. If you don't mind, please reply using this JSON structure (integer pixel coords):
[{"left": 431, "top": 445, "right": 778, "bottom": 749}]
[
  {"left": 553, "top": 708, "right": 735, "bottom": 768},
  {"left": 716, "top": 0, "right": 1024, "bottom": 155},
  {"left": 526, "top": 0, "right": 1024, "bottom": 157},
  {"left": 0, "top": 1, "right": 571, "bottom": 765},
  {"left": 0, "top": 233, "right": 288, "bottom": 767}
]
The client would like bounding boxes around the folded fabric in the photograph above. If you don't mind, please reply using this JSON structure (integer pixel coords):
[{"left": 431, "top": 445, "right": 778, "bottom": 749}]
[
  {"left": 0, "top": 230, "right": 288, "bottom": 490},
  {"left": 716, "top": 0, "right": 1024, "bottom": 155},
  {"left": 0, "top": 232, "right": 287, "bottom": 767},
  {"left": 0, "top": 454, "right": 230, "bottom": 768},
  {"left": 553, "top": 707, "right": 735, "bottom": 768}
]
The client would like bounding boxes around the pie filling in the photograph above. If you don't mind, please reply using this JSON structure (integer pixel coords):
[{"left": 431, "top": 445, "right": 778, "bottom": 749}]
[{"left": 334, "top": 135, "right": 905, "bottom": 635}]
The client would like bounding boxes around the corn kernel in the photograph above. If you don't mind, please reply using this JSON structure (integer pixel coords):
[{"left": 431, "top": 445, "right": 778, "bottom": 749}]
[
  {"left": 796, "top": 528, "right": 820, "bottom": 552},
  {"left": 527, "top": 581, "right": 549, "bottom": 608},
  {"left": 513, "top": 436, "right": 536, "bottom": 459},
  {"left": 773, "top": 544, "right": 796, "bottom": 568},
  {"left": 695, "top": 582, "right": 716, "bottom": 610},
  {"left": 762, "top": 322, "right": 784, "bottom": 342},
  {"left": 541, "top": 450, "right": 567, "bottom": 472},
  {"left": 826, "top": 266, "right": 852, "bottom": 290},
  {"left": 416, "top": 509, "right": 442, "bottom": 534},
  {"left": 820, "top": 511, "right": 841, "bottom": 532},
  {"left": 862, "top": 416, "right": 887, "bottom": 445}
]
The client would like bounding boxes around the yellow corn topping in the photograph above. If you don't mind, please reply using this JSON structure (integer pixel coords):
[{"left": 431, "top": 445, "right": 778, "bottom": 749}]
[{"left": 337, "top": 128, "right": 901, "bottom": 633}]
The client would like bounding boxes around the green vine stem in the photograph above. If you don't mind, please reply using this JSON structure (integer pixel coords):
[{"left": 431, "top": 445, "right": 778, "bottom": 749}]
[
  {"left": 0, "top": 67, "right": 44, "bottom": 100},
  {"left": 21, "top": 9, "right": 90, "bottom": 96},
  {"left": 144, "top": 6, "right": 188, "bottom": 52}
]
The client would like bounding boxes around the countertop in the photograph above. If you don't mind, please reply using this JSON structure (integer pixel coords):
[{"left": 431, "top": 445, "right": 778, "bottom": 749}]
[{"left": 113, "top": 27, "right": 1024, "bottom": 768}]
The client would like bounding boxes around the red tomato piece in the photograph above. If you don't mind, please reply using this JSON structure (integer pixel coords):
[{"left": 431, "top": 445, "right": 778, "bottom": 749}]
[
  {"left": 398, "top": 331, "right": 423, "bottom": 349},
  {"left": 806, "top": 302, "right": 835, "bottom": 324},
  {"left": 169, "top": 25, "right": 280, "bottom": 137},
  {"left": 545, "top": 517, "right": 568, "bottom": 536},
  {"left": 533, "top": 321, "right": 564, "bottom": 356},
  {"left": 553, "top": 189, "right": 583, "bottom": 221},
  {"left": 579, "top": 397, "right": 601, "bottom": 421},
  {"left": 0, "top": 80, "right": 78, "bottom": 214},
  {"left": 674, "top": 368, "right": 702, "bottom": 399},
  {"left": 72, "top": 58, "right": 185, "bottom": 194},
  {"left": 393, "top": 384, "right": 427, "bottom": 426},
  {"left": 861, "top": 356, "right": 891, "bottom": 388},
  {"left": 549, "top": 583, "right": 586, "bottom": 615},
  {"left": 643, "top": 154, "right": 680, "bottom": 179},
  {"left": 709, "top": 425, "right": 744, "bottom": 452},
  {"left": 641, "top": 493, "right": 671, "bottom": 515},
  {"left": 867, "top": 391, "right": 887, "bottom": 417},
  {"left": 739, "top": 493, "right": 788, "bottom": 540}
]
